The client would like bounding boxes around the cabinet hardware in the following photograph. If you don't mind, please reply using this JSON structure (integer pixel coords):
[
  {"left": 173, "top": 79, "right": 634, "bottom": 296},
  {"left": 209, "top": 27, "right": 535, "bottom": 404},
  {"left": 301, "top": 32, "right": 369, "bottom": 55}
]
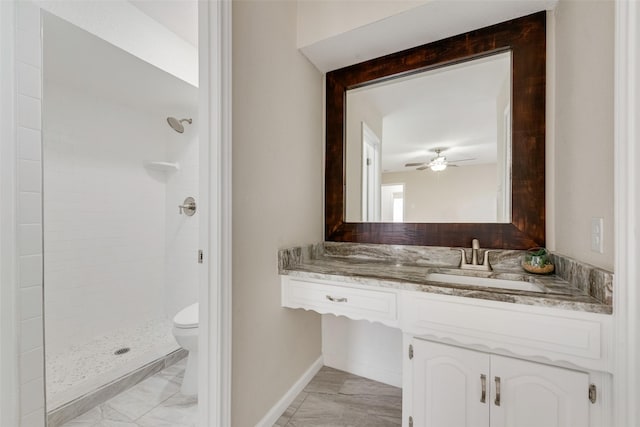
[
  {"left": 409, "top": 344, "right": 414, "bottom": 360},
  {"left": 409, "top": 416, "right": 413, "bottom": 427},
  {"left": 480, "top": 374, "right": 487, "bottom": 403},
  {"left": 494, "top": 376, "right": 501, "bottom": 406},
  {"left": 325, "top": 295, "right": 347, "bottom": 303},
  {"left": 198, "top": 250, "right": 204, "bottom": 264},
  {"left": 589, "top": 384, "right": 597, "bottom": 403}
]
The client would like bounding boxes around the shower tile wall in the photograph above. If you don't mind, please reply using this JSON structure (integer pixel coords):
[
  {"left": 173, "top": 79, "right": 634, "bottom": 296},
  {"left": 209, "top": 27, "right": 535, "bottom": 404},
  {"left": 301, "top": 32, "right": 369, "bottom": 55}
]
[
  {"left": 16, "top": 1, "right": 46, "bottom": 425},
  {"left": 43, "top": 84, "right": 168, "bottom": 353},
  {"left": 164, "top": 123, "right": 199, "bottom": 318}
]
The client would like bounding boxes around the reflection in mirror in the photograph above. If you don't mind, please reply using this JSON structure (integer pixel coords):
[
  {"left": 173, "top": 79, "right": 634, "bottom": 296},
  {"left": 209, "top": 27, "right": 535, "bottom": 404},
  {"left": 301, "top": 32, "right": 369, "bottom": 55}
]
[{"left": 345, "top": 51, "right": 512, "bottom": 224}]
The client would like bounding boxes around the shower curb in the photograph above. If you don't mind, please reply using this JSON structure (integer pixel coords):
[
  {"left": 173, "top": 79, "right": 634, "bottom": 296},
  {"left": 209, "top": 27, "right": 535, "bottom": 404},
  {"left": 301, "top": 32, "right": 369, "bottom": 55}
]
[{"left": 46, "top": 348, "right": 187, "bottom": 427}]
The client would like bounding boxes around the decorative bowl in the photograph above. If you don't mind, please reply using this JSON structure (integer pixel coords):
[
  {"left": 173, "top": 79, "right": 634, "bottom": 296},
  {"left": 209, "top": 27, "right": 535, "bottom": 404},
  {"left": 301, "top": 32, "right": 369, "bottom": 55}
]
[{"left": 522, "top": 247, "right": 555, "bottom": 274}]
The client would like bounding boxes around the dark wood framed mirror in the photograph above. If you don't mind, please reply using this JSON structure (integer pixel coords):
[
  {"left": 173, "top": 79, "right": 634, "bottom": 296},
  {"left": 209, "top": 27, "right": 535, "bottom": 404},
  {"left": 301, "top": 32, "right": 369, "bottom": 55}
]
[{"left": 325, "top": 12, "right": 546, "bottom": 249}]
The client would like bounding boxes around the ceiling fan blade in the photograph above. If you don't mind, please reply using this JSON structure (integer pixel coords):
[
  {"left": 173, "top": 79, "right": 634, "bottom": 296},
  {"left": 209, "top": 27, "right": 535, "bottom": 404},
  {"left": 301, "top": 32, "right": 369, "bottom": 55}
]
[
  {"left": 405, "top": 162, "right": 425, "bottom": 167},
  {"left": 449, "top": 158, "right": 475, "bottom": 163},
  {"left": 416, "top": 165, "right": 430, "bottom": 171}
]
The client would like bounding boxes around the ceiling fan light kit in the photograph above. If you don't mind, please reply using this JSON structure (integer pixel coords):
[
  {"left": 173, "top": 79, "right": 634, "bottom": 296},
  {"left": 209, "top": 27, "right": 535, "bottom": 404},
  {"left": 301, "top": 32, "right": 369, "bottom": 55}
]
[
  {"left": 404, "top": 148, "right": 472, "bottom": 172},
  {"left": 430, "top": 161, "right": 447, "bottom": 172}
]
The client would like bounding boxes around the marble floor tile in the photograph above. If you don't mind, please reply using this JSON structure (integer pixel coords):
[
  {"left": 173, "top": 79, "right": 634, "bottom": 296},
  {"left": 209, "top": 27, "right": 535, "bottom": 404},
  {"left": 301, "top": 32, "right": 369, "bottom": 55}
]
[
  {"left": 61, "top": 362, "right": 196, "bottom": 427},
  {"left": 303, "top": 366, "right": 360, "bottom": 395},
  {"left": 105, "top": 373, "right": 182, "bottom": 420},
  {"left": 136, "top": 393, "right": 198, "bottom": 427},
  {"left": 60, "top": 404, "right": 137, "bottom": 427},
  {"left": 275, "top": 366, "right": 402, "bottom": 427},
  {"left": 274, "top": 391, "right": 309, "bottom": 426}
]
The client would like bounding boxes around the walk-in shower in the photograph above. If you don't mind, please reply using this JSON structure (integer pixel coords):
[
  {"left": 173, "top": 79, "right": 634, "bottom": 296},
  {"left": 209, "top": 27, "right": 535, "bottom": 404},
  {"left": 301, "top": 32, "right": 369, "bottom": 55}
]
[{"left": 42, "top": 12, "right": 199, "bottom": 426}]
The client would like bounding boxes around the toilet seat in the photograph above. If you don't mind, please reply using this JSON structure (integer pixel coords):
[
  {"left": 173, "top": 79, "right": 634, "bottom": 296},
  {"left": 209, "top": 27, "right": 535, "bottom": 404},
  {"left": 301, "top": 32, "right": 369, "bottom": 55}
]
[{"left": 173, "top": 302, "right": 198, "bottom": 329}]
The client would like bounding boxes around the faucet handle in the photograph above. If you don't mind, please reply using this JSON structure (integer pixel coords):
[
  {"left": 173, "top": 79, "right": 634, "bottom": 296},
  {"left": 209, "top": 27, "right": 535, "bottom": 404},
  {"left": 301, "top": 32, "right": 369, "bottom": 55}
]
[
  {"left": 459, "top": 249, "right": 468, "bottom": 266},
  {"left": 483, "top": 250, "right": 492, "bottom": 267}
]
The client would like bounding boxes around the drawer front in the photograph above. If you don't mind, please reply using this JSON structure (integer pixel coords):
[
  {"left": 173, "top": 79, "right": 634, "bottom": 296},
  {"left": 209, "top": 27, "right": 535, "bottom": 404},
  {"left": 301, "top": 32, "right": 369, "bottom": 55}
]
[
  {"left": 402, "top": 292, "right": 608, "bottom": 371},
  {"left": 282, "top": 278, "right": 398, "bottom": 325}
]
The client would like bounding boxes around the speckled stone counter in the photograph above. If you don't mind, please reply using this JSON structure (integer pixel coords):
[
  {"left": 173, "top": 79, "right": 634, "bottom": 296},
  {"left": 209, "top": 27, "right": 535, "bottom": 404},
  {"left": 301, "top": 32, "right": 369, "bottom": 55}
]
[{"left": 279, "top": 242, "right": 613, "bottom": 314}]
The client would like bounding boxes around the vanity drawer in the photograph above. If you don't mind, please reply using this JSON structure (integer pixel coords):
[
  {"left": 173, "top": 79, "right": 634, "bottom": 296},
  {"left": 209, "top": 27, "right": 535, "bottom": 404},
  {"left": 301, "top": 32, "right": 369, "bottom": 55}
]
[
  {"left": 282, "top": 277, "right": 398, "bottom": 326},
  {"left": 401, "top": 292, "right": 611, "bottom": 371}
]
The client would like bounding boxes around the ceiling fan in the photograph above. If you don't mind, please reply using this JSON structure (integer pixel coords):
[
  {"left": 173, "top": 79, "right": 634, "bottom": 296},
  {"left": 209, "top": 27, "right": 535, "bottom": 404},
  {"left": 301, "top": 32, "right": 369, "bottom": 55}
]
[{"left": 404, "top": 148, "right": 474, "bottom": 172}]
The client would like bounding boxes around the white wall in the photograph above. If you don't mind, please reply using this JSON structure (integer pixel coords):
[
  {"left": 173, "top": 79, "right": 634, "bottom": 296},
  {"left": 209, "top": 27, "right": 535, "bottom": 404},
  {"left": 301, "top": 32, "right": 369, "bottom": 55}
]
[
  {"left": 232, "top": 1, "right": 323, "bottom": 426},
  {"left": 297, "top": 0, "right": 428, "bottom": 48},
  {"left": 164, "top": 119, "right": 199, "bottom": 318},
  {"left": 43, "top": 84, "right": 168, "bottom": 353},
  {"left": 322, "top": 316, "right": 403, "bottom": 387},
  {"left": 551, "top": 0, "right": 614, "bottom": 271},
  {"left": 36, "top": 0, "right": 198, "bottom": 86},
  {"left": 382, "top": 164, "right": 498, "bottom": 222}
]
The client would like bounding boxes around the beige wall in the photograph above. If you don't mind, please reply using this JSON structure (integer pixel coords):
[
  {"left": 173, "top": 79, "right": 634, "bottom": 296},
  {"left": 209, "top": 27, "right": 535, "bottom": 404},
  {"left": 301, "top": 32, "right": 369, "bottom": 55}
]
[
  {"left": 232, "top": 1, "right": 323, "bottom": 426},
  {"left": 552, "top": 0, "right": 614, "bottom": 270},
  {"left": 296, "top": 0, "right": 427, "bottom": 48},
  {"left": 382, "top": 164, "right": 498, "bottom": 222}
]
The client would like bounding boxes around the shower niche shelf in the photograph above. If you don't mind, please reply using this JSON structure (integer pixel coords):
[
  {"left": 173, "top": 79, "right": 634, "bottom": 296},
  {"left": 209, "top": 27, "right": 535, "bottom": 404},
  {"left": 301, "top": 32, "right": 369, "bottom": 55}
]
[{"left": 144, "top": 161, "right": 180, "bottom": 172}]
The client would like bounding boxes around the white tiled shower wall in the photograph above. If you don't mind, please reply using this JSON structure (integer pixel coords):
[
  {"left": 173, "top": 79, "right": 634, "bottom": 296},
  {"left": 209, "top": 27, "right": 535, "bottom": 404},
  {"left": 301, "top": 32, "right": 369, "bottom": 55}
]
[
  {"left": 42, "top": 81, "right": 199, "bottom": 351},
  {"left": 15, "top": 2, "right": 46, "bottom": 425},
  {"left": 43, "top": 84, "right": 169, "bottom": 353},
  {"left": 164, "top": 123, "right": 199, "bottom": 318}
]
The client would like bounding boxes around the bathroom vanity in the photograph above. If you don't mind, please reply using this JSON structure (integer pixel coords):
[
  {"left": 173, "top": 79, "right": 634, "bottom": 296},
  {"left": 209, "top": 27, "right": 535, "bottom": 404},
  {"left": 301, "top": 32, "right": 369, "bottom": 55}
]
[
  {"left": 279, "top": 243, "right": 613, "bottom": 427},
  {"left": 288, "top": 10, "right": 615, "bottom": 427}
]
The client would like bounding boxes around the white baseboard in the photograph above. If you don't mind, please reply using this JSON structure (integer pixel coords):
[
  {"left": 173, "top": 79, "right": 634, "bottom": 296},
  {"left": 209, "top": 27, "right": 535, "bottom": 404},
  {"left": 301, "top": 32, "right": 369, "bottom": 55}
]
[
  {"left": 255, "top": 356, "right": 324, "bottom": 427},
  {"left": 323, "top": 352, "right": 402, "bottom": 388}
]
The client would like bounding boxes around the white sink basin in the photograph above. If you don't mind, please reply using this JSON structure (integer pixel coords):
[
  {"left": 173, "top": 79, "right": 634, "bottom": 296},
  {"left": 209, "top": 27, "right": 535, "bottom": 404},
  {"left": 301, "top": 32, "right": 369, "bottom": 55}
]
[{"left": 425, "top": 272, "right": 545, "bottom": 293}]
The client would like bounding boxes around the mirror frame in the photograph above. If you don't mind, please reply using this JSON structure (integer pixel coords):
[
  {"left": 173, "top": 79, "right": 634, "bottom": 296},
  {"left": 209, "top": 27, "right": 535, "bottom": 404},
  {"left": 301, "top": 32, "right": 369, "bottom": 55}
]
[{"left": 325, "top": 12, "right": 546, "bottom": 249}]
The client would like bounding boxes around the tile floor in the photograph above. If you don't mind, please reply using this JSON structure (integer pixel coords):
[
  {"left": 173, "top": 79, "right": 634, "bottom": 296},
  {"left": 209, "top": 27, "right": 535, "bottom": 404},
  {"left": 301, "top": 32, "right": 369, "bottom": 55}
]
[
  {"left": 60, "top": 364, "right": 399, "bottom": 427},
  {"left": 273, "top": 366, "right": 403, "bottom": 427},
  {"left": 60, "top": 358, "right": 197, "bottom": 427},
  {"left": 47, "top": 318, "right": 179, "bottom": 409}
]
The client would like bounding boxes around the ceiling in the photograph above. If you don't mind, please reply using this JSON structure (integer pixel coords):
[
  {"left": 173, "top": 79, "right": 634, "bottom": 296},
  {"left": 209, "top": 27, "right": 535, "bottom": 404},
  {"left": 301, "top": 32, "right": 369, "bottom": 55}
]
[
  {"left": 300, "top": 0, "right": 556, "bottom": 72},
  {"left": 129, "top": 0, "right": 198, "bottom": 47},
  {"left": 348, "top": 52, "right": 511, "bottom": 172},
  {"left": 43, "top": 12, "right": 198, "bottom": 116}
]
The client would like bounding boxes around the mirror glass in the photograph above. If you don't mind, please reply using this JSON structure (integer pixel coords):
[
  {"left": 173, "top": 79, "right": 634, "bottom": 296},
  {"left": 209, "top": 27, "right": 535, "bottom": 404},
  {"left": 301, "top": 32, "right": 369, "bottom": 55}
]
[{"left": 344, "top": 51, "right": 512, "bottom": 224}]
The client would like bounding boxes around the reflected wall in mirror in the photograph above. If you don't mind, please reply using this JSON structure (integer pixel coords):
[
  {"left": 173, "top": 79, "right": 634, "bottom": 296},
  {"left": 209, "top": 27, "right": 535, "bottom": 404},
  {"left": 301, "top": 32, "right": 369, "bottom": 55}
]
[
  {"left": 325, "top": 12, "right": 546, "bottom": 249},
  {"left": 345, "top": 52, "right": 512, "bottom": 223}
]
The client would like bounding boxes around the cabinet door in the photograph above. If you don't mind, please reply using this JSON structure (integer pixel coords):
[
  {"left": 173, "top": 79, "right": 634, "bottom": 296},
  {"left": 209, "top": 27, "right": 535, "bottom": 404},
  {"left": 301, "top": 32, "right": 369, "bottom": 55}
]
[
  {"left": 412, "top": 339, "right": 490, "bottom": 427},
  {"left": 490, "top": 355, "right": 589, "bottom": 427}
]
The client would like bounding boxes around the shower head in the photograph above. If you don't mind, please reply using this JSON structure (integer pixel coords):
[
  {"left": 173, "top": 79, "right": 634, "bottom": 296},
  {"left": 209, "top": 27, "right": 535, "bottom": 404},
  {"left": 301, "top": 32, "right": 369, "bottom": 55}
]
[{"left": 167, "top": 117, "right": 192, "bottom": 133}]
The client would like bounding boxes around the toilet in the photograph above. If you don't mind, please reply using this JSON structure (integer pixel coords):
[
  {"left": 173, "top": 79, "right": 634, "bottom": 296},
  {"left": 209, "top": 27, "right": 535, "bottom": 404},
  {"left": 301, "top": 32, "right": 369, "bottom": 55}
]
[{"left": 172, "top": 302, "right": 199, "bottom": 395}]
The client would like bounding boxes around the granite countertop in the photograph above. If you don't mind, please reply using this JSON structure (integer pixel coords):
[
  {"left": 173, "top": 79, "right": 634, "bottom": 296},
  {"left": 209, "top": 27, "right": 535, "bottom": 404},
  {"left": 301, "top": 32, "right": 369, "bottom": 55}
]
[{"left": 279, "top": 243, "right": 613, "bottom": 315}]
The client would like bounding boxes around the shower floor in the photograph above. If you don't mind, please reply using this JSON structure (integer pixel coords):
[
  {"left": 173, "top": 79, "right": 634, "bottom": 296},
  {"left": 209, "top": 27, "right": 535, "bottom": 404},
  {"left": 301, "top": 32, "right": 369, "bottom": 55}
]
[{"left": 46, "top": 318, "right": 180, "bottom": 411}]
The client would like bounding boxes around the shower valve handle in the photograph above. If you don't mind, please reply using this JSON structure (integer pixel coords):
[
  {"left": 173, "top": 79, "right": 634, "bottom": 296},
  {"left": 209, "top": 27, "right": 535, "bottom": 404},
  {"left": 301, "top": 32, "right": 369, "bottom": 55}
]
[{"left": 179, "top": 197, "right": 197, "bottom": 216}]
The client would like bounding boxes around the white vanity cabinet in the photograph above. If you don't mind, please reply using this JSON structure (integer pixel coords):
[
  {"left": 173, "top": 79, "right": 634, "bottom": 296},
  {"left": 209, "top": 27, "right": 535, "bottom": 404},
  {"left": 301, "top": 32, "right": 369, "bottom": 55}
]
[
  {"left": 409, "top": 339, "right": 590, "bottom": 427},
  {"left": 280, "top": 274, "right": 612, "bottom": 426}
]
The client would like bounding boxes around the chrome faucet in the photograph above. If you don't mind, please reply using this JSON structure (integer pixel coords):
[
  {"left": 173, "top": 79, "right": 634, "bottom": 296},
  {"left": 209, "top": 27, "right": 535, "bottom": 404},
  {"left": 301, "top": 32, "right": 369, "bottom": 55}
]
[{"left": 460, "top": 239, "right": 492, "bottom": 271}]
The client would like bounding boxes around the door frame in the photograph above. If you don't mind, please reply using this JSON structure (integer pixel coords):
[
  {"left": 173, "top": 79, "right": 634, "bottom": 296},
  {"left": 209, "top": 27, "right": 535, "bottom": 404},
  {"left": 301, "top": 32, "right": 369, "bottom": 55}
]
[
  {"left": 613, "top": 0, "right": 640, "bottom": 425},
  {"left": 198, "top": 1, "right": 233, "bottom": 425}
]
